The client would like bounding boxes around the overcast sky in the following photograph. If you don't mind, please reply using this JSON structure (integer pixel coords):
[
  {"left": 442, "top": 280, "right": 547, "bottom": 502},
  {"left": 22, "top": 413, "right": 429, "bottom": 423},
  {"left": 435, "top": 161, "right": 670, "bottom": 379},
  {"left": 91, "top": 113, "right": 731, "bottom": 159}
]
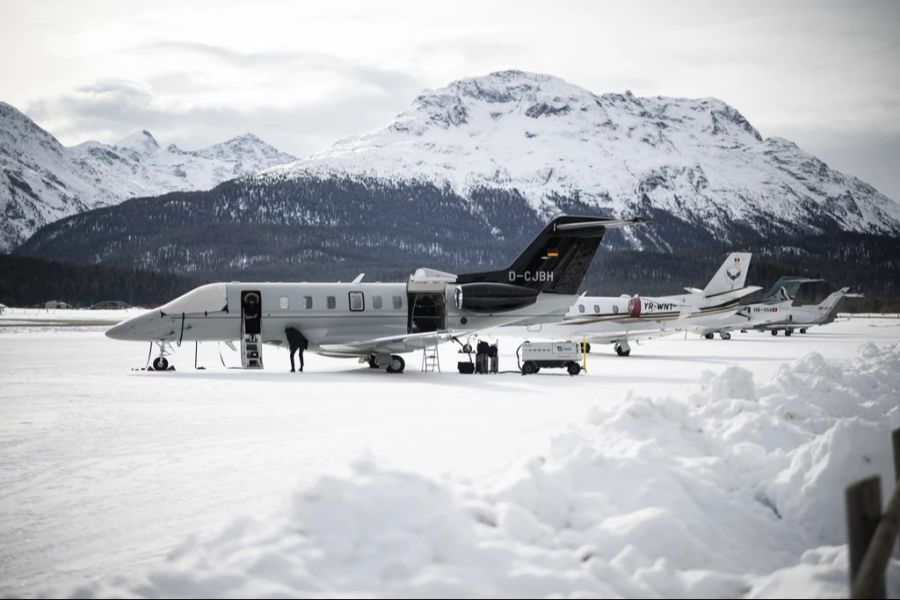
[{"left": 2, "top": 0, "right": 898, "bottom": 199}]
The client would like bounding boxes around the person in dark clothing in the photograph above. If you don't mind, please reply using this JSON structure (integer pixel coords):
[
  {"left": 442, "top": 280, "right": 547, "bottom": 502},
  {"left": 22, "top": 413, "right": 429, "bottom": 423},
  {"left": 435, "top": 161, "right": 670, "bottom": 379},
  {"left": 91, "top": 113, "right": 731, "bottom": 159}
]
[{"left": 285, "top": 327, "right": 308, "bottom": 372}]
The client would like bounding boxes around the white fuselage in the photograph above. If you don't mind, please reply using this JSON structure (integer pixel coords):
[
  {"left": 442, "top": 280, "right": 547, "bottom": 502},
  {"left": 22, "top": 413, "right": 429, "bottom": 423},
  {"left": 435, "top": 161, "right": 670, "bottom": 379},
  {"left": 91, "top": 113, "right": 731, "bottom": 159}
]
[
  {"left": 505, "top": 287, "right": 756, "bottom": 345},
  {"left": 107, "top": 280, "right": 576, "bottom": 357},
  {"left": 683, "top": 299, "right": 794, "bottom": 335}
]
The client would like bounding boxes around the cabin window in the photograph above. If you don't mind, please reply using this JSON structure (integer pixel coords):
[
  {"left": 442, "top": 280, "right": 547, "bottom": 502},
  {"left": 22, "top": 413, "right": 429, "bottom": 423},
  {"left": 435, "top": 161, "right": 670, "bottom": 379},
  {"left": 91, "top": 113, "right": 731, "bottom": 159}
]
[
  {"left": 578, "top": 304, "right": 585, "bottom": 313},
  {"left": 349, "top": 291, "right": 364, "bottom": 312},
  {"left": 392, "top": 295, "right": 403, "bottom": 309},
  {"left": 279, "top": 296, "right": 289, "bottom": 310},
  {"left": 373, "top": 295, "right": 383, "bottom": 309},
  {"left": 327, "top": 296, "right": 336, "bottom": 310},
  {"left": 594, "top": 304, "right": 600, "bottom": 313},
  {"left": 303, "top": 296, "right": 313, "bottom": 309},
  {"left": 612, "top": 304, "right": 619, "bottom": 314}
]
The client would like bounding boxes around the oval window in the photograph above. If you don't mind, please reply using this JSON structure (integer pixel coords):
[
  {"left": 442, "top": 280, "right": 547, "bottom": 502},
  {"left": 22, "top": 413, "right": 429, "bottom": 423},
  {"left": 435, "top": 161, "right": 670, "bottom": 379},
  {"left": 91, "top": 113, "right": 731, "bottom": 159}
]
[
  {"left": 279, "top": 296, "right": 289, "bottom": 310},
  {"left": 578, "top": 304, "right": 585, "bottom": 313}
]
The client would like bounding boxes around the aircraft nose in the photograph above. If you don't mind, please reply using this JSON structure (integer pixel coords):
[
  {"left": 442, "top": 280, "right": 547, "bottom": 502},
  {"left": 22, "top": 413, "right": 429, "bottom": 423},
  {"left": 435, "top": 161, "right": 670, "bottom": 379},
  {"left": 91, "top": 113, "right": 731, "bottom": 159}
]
[
  {"left": 105, "top": 310, "right": 159, "bottom": 341},
  {"left": 105, "top": 320, "right": 128, "bottom": 340}
]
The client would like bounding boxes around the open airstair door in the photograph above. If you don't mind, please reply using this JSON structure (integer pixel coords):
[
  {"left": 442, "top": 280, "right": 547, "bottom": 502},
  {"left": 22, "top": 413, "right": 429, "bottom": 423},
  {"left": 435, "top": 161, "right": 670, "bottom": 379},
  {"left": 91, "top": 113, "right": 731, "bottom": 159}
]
[
  {"left": 407, "top": 270, "right": 449, "bottom": 334},
  {"left": 240, "top": 290, "right": 263, "bottom": 368}
]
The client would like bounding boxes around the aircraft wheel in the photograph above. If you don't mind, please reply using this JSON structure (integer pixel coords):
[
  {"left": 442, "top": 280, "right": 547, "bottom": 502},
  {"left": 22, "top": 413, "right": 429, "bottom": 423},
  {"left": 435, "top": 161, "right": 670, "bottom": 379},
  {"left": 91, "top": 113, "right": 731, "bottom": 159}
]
[
  {"left": 386, "top": 355, "right": 405, "bottom": 373},
  {"left": 567, "top": 362, "right": 581, "bottom": 376},
  {"left": 771, "top": 330, "right": 778, "bottom": 336},
  {"left": 367, "top": 356, "right": 379, "bottom": 369},
  {"left": 152, "top": 357, "right": 169, "bottom": 371},
  {"left": 720, "top": 332, "right": 731, "bottom": 340},
  {"left": 615, "top": 345, "right": 630, "bottom": 356},
  {"left": 800, "top": 328, "right": 807, "bottom": 334},
  {"left": 785, "top": 329, "right": 793, "bottom": 337},
  {"left": 521, "top": 361, "right": 538, "bottom": 375},
  {"left": 704, "top": 333, "right": 714, "bottom": 340}
]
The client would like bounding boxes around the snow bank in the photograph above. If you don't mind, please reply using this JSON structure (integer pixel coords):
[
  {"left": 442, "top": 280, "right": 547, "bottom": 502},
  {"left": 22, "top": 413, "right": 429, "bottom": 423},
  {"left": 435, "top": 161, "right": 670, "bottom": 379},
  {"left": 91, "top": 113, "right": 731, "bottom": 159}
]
[{"left": 65, "top": 344, "right": 900, "bottom": 598}]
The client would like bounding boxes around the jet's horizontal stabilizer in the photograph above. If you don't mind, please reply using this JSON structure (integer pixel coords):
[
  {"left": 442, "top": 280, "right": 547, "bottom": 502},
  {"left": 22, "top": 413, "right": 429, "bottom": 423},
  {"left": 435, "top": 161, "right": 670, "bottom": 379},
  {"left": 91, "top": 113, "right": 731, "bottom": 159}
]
[{"left": 760, "top": 277, "right": 825, "bottom": 302}]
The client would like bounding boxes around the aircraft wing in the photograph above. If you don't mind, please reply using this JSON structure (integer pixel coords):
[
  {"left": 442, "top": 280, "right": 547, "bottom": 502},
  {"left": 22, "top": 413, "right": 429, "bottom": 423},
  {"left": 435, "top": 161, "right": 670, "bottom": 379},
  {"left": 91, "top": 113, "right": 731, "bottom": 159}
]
[{"left": 318, "top": 330, "right": 465, "bottom": 356}]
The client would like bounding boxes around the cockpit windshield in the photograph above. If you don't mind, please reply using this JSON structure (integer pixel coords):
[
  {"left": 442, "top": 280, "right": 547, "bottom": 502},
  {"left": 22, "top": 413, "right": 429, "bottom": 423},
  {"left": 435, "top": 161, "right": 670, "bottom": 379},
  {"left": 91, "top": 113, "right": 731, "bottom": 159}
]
[{"left": 159, "top": 283, "right": 228, "bottom": 315}]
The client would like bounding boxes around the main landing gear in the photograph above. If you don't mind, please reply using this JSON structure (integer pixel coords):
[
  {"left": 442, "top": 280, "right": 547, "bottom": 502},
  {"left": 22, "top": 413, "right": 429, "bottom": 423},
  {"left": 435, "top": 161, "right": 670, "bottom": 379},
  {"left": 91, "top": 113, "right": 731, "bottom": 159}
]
[
  {"left": 614, "top": 340, "right": 631, "bottom": 357},
  {"left": 367, "top": 354, "right": 406, "bottom": 373}
]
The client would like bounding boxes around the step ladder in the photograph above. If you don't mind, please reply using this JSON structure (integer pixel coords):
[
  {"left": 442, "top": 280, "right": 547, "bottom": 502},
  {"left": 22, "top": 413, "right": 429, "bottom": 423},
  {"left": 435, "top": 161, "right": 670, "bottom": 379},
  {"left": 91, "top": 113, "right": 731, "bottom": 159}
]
[
  {"left": 421, "top": 343, "right": 440, "bottom": 373},
  {"left": 241, "top": 330, "right": 263, "bottom": 369}
]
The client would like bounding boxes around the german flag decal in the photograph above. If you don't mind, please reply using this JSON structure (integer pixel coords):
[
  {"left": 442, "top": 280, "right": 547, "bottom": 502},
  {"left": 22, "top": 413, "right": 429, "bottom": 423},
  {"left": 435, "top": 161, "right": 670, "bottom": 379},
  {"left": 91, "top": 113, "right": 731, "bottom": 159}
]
[{"left": 546, "top": 249, "right": 559, "bottom": 258}]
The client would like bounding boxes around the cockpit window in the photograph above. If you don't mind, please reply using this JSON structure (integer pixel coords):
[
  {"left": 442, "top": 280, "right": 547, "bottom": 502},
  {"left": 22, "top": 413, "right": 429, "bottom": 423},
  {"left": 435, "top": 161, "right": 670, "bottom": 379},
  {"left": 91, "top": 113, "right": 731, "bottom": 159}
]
[{"left": 159, "top": 283, "right": 228, "bottom": 315}]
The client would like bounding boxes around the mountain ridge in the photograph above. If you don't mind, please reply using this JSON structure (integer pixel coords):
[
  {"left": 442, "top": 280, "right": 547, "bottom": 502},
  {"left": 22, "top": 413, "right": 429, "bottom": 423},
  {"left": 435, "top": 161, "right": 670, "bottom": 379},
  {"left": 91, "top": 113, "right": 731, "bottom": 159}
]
[
  {"left": 262, "top": 70, "right": 900, "bottom": 246},
  {"left": 0, "top": 102, "right": 297, "bottom": 250},
  {"left": 14, "top": 70, "right": 900, "bottom": 298}
]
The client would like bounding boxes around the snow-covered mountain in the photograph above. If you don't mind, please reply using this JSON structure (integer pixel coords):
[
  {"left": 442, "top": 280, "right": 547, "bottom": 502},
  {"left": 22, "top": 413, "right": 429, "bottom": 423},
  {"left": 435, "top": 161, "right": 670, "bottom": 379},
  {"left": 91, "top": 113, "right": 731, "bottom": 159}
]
[
  {"left": 0, "top": 102, "right": 296, "bottom": 250},
  {"left": 265, "top": 70, "right": 900, "bottom": 248}
]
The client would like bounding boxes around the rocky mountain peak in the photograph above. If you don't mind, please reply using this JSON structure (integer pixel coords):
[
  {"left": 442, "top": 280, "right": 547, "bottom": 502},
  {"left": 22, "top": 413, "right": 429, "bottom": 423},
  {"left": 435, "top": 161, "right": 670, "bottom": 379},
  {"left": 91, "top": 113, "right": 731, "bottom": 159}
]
[{"left": 115, "top": 129, "right": 160, "bottom": 153}]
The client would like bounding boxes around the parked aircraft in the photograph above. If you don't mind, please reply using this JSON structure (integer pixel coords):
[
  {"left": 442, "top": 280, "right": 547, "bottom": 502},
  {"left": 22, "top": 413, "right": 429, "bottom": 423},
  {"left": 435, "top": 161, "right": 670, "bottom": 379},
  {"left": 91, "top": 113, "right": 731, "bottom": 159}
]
[
  {"left": 684, "top": 276, "right": 822, "bottom": 339},
  {"left": 757, "top": 287, "right": 857, "bottom": 336},
  {"left": 106, "top": 216, "right": 644, "bottom": 372},
  {"left": 503, "top": 252, "right": 759, "bottom": 355}
]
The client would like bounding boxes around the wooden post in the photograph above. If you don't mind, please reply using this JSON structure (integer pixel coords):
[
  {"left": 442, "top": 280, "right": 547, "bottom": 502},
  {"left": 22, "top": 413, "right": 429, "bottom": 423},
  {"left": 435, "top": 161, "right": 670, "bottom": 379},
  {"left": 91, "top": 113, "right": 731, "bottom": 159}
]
[
  {"left": 895, "top": 427, "right": 900, "bottom": 559},
  {"left": 846, "top": 476, "right": 885, "bottom": 599},
  {"left": 893, "top": 428, "right": 900, "bottom": 483}
]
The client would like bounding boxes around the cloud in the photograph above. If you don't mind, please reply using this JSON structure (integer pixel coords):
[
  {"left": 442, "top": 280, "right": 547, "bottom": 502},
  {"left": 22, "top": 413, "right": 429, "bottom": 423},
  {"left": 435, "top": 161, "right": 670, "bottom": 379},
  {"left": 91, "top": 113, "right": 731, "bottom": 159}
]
[
  {"left": 24, "top": 69, "right": 421, "bottom": 158},
  {"left": 135, "top": 41, "right": 423, "bottom": 101}
]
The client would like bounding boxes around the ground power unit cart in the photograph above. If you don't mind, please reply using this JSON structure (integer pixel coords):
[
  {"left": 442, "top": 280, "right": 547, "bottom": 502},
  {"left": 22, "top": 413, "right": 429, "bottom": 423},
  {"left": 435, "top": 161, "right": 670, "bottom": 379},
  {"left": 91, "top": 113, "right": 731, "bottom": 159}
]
[{"left": 517, "top": 341, "right": 584, "bottom": 375}]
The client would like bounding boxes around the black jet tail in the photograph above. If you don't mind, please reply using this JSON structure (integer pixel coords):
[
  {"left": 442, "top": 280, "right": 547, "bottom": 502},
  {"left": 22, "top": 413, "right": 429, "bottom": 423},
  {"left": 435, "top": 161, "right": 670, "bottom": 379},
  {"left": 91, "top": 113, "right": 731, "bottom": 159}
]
[{"left": 457, "top": 215, "right": 646, "bottom": 294}]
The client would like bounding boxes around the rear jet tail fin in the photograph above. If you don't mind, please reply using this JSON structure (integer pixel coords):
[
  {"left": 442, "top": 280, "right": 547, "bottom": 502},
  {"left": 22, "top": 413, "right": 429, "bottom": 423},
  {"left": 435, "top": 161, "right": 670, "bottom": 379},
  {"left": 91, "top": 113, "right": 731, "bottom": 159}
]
[
  {"left": 817, "top": 287, "right": 849, "bottom": 315},
  {"left": 760, "top": 277, "right": 825, "bottom": 302},
  {"left": 457, "top": 216, "right": 646, "bottom": 295},
  {"left": 702, "top": 252, "right": 752, "bottom": 296}
]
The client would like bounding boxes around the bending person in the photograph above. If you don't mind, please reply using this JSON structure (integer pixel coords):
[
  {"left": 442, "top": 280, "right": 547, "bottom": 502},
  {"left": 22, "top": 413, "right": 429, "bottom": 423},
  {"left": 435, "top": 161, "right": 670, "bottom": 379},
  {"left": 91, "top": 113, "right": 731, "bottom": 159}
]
[{"left": 285, "top": 327, "right": 309, "bottom": 373}]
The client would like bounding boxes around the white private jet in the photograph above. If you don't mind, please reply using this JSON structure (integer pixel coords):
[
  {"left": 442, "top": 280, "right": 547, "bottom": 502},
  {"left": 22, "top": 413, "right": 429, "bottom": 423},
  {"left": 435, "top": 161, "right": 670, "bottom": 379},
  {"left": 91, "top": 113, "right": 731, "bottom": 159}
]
[
  {"left": 503, "top": 252, "right": 760, "bottom": 355},
  {"left": 680, "top": 275, "right": 814, "bottom": 339},
  {"left": 756, "top": 286, "right": 858, "bottom": 336},
  {"left": 686, "top": 277, "right": 858, "bottom": 338},
  {"left": 106, "top": 215, "right": 644, "bottom": 372}
]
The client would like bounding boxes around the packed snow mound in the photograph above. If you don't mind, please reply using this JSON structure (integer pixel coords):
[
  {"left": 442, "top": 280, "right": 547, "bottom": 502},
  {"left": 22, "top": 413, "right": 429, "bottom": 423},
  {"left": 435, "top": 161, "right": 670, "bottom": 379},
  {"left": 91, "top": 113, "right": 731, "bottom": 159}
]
[
  {"left": 66, "top": 344, "right": 900, "bottom": 598},
  {"left": 264, "top": 70, "right": 900, "bottom": 245},
  {"left": 0, "top": 102, "right": 297, "bottom": 251}
]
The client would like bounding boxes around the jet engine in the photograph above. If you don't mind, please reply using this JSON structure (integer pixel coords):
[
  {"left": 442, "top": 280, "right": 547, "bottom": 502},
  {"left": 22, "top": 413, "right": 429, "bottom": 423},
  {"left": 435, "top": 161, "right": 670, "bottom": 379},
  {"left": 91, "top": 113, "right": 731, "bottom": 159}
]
[{"left": 453, "top": 283, "right": 540, "bottom": 313}]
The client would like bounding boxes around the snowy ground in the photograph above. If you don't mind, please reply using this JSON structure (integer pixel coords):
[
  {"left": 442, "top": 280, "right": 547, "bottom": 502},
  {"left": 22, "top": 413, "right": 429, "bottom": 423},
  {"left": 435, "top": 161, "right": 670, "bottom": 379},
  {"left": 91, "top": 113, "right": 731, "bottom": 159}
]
[{"left": 0, "top": 310, "right": 898, "bottom": 598}]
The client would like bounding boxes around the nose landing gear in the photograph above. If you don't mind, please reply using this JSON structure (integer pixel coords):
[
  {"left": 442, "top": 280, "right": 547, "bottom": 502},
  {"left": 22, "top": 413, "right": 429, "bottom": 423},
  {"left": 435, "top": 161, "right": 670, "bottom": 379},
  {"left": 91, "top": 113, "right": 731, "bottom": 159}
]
[{"left": 148, "top": 341, "right": 175, "bottom": 371}]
